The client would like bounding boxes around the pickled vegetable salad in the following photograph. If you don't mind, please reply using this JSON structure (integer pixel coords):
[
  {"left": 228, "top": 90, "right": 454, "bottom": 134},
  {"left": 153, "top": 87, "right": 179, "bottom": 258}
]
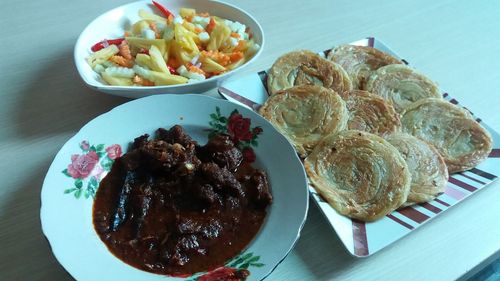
[{"left": 86, "top": 2, "right": 260, "bottom": 86}]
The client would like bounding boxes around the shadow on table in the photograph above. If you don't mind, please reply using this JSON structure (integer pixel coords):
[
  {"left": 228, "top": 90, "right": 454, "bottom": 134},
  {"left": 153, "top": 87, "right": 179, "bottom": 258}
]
[
  {"left": 0, "top": 155, "right": 73, "bottom": 280},
  {"left": 0, "top": 47, "right": 127, "bottom": 280},
  {"left": 12, "top": 48, "right": 128, "bottom": 140},
  {"left": 293, "top": 202, "right": 360, "bottom": 280}
]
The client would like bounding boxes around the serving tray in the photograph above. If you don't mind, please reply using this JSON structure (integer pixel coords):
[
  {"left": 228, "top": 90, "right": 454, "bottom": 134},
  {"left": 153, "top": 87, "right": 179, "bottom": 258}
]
[{"left": 218, "top": 37, "right": 500, "bottom": 257}]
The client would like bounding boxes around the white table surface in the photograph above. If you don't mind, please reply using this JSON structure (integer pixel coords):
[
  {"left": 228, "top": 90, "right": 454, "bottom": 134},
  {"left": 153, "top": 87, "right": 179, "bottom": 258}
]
[{"left": 0, "top": 0, "right": 499, "bottom": 280}]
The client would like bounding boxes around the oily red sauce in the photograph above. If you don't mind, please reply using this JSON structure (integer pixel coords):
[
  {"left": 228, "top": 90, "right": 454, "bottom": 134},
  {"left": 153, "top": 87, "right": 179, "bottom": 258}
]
[{"left": 93, "top": 125, "right": 272, "bottom": 275}]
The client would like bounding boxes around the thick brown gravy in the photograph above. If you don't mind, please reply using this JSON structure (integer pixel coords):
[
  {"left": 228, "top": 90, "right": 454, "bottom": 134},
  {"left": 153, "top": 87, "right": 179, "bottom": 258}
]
[{"left": 93, "top": 125, "right": 272, "bottom": 276}]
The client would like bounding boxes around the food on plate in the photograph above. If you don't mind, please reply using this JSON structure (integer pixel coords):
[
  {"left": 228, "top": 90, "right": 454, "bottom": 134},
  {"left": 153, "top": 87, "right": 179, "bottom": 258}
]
[
  {"left": 365, "top": 64, "right": 442, "bottom": 113},
  {"left": 304, "top": 130, "right": 411, "bottom": 221},
  {"left": 385, "top": 133, "right": 448, "bottom": 206},
  {"left": 93, "top": 125, "right": 272, "bottom": 275},
  {"left": 401, "top": 98, "right": 493, "bottom": 173},
  {"left": 327, "top": 44, "right": 402, "bottom": 90},
  {"left": 253, "top": 42, "right": 493, "bottom": 223},
  {"left": 86, "top": 1, "right": 260, "bottom": 86},
  {"left": 259, "top": 85, "right": 348, "bottom": 157},
  {"left": 266, "top": 50, "right": 352, "bottom": 95},
  {"left": 340, "top": 90, "right": 401, "bottom": 136}
]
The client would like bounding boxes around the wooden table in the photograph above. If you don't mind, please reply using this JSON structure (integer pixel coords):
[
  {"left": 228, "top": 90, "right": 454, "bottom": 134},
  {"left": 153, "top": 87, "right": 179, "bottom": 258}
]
[{"left": 1, "top": 0, "right": 499, "bottom": 280}]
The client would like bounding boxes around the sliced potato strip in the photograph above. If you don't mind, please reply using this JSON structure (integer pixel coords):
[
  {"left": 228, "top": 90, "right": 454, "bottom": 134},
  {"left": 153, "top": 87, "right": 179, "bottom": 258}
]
[
  {"left": 138, "top": 9, "right": 167, "bottom": 23},
  {"left": 135, "top": 53, "right": 154, "bottom": 69},
  {"left": 149, "top": 45, "right": 170, "bottom": 73},
  {"left": 126, "top": 37, "right": 166, "bottom": 54},
  {"left": 207, "top": 23, "right": 231, "bottom": 51},
  {"left": 179, "top": 8, "right": 196, "bottom": 18},
  {"left": 102, "top": 72, "right": 133, "bottom": 86},
  {"left": 200, "top": 56, "right": 225, "bottom": 73},
  {"left": 86, "top": 45, "right": 119, "bottom": 68}
]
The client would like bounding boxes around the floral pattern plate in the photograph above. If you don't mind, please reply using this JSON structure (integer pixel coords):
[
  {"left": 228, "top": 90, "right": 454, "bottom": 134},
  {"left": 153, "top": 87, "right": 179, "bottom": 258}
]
[{"left": 40, "top": 94, "right": 308, "bottom": 280}]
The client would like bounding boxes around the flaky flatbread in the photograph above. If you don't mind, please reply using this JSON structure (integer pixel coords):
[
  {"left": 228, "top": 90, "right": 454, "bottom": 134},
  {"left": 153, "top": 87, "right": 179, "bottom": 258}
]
[
  {"left": 267, "top": 50, "right": 352, "bottom": 95},
  {"left": 365, "top": 64, "right": 442, "bottom": 113},
  {"left": 386, "top": 133, "right": 448, "bottom": 206},
  {"left": 259, "top": 85, "right": 348, "bottom": 157},
  {"left": 304, "top": 130, "right": 411, "bottom": 221},
  {"left": 327, "top": 44, "right": 402, "bottom": 90},
  {"left": 341, "top": 90, "right": 401, "bottom": 136},
  {"left": 401, "top": 98, "right": 493, "bottom": 173}
]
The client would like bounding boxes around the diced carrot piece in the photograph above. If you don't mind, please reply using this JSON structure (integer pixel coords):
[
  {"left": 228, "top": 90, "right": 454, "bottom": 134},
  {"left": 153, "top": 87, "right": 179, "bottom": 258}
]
[
  {"left": 230, "top": 32, "right": 240, "bottom": 38},
  {"left": 168, "top": 57, "right": 181, "bottom": 69},
  {"left": 229, "top": 51, "right": 244, "bottom": 62},
  {"left": 197, "top": 12, "right": 209, "bottom": 17},
  {"left": 201, "top": 50, "right": 230, "bottom": 66},
  {"left": 185, "top": 15, "right": 193, "bottom": 22},
  {"left": 189, "top": 65, "right": 206, "bottom": 76},
  {"left": 233, "top": 40, "right": 246, "bottom": 52},
  {"left": 109, "top": 55, "right": 132, "bottom": 67},
  {"left": 142, "top": 79, "right": 155, "bottom": 86},
  {"left": 124, "top": 31, "right": 130, "bottom": 37},
  {"left": 133, "top": 75, "right": 155, "bottom": 86},
  {"left": 167, "top": 14, "right": 174, "bottom": 24},
  {"left": 194, "top": 27, "right": 203, "bottom": 33},
  {"left": 119, "top": 41, "right": 132, "bottom": 60},
  {"left": 206, "top": 17, "right": 216, "bottom": 33},
  {"left": 149, "top": 22, "right": 161, "bottom": 39}
]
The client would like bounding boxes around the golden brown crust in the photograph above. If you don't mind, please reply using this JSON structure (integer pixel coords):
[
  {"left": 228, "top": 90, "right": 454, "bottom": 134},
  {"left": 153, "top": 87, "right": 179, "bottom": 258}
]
[
  {"left": 304, "top": 130, "right": 411, "bottom": 221},
  {"left": 327, "top": 45, "right": 402, "bottom": 90},
  {"left": 401, "top": 98, "right": 493, "bottom": 173},
  {"left": 341, "top": 90, "right": 401, "bottom": 136},
  {"left": 267, "top": 50, "right": 352, "bottom": 95},
  {"left": 365, "top": 64, "right": 442, "bottom": 113},
  {"left": 259, "top": 85, "right": 348, "bottom": 157},
  {"left": 385, "top": 133, "right": 448, "bottom": 206}
]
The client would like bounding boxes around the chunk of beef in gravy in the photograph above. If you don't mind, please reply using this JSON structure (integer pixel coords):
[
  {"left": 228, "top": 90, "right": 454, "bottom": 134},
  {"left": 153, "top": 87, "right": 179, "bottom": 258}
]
[{"left": 198, "top": 134, "right": 243, "bottom": 171}]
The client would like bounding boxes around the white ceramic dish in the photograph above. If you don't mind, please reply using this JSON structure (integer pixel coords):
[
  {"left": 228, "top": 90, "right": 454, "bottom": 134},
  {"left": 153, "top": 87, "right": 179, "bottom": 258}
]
[
  {"left": 40, "top": 95, "right": 308, "bottom": 280},
  {"left": 74, "top": 0, "right": 264, "bottom": 98},
  {"left": 219, "top": 37, "right": 500, "bottom": 257}
]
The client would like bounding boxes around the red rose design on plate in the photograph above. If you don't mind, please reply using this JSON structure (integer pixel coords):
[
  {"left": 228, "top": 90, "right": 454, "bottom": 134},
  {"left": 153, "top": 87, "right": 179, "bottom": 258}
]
[
  {"left": 63, "top": 141, "right": 122, "bottom": 199},
  {"left": 242, "top": 147, "right": 256, "bottom": 163},
  {"left": 106, "top": 144, "right": 122, "bottom": 160},
  {"left": 197, "top": 267, "right": 249, "bottom": 281},
  {"left": 208, "top": 108, "right": 263, "bottom": 164},
  {"left": 90, "top": 165, "right": 106, "bottom": 181},
  {"left": 80, "top": 140, "right": 90, "bottom": 150},
  {"left": 252, "top": 127, "right": 263, "bottom": 135},
  {"left": 227, "top": 113, "right": 252, "bottom": 143},
  {"left": 67, "top": 151, "right": 99, "bottom": 179}
]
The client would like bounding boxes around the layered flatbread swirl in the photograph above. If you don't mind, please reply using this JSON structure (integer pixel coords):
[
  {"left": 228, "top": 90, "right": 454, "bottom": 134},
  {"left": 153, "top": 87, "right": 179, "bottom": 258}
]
[
  {"left": 327, "top": 44, "right": 402, "bottom": 90},
  {"left": 341, "top": 90, "right": 401, "bottom": 136},
  {"left": 386, "top": 133, "right": 448, "bottom": 206},
  {"left": 267, "top": 50, "right": 352, "bottom": 95},
  {"left": 365, "top": 64, "right": 442, "bottom": 113},
  {"left": 401, "top": 98, "right": 493, "bottom": 173},
  {"left": 304, "top": 130, "right": 411, "bottom": 221},
  {"left": 259, "top": 85, "right": 348, "bottom": 157}
]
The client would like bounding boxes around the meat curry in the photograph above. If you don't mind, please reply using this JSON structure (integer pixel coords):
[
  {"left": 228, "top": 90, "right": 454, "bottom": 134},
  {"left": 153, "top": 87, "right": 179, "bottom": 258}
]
[{"left": 93, "top": 125, "right": 272, "bottom": 276}]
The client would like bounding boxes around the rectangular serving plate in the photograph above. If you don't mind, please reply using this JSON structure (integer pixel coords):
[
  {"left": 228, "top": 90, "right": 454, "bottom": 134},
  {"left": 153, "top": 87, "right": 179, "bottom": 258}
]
[{"left": 218, "top": 37, "right": 500, "bottom": 257}]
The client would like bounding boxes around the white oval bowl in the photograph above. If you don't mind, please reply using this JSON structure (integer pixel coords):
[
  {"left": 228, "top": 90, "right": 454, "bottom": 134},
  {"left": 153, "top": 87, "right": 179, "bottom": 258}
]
[
  {"left": 74, "top": 0, "right": 264, "bottom": 98},
  {"left": 40, "top": 94, "right": 308, "bottom": 281}
]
